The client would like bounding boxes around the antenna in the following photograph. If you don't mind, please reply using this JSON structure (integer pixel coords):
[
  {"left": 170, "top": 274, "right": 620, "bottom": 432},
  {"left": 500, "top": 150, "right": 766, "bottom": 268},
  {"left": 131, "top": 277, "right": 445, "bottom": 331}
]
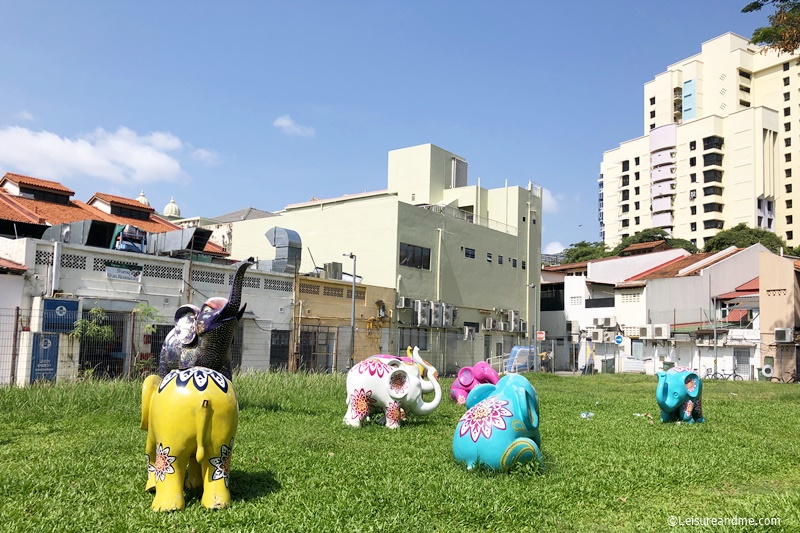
[{"left": 307, "top": 247, "right": 319, "bottom": 272}]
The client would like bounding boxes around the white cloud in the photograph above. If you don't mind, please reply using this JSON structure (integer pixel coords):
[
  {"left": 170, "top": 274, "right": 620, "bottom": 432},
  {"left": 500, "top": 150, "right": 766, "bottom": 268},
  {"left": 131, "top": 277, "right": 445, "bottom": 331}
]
[
  {"left": 541, "top": 187, "right": 561, "bottom": 214},
  {"left": 14, "top": 110, "right": 33, "bottom": 121},
  {"left": 0, "top": 126, "right": 195, "bottom": 184},
  {"left": 191, "top": 148, "right": 221, "bottom": 165},
  {"left": 543, "top": 241, "right": 565, "bottom": 254},
  {"left": 273, "top": 114, "right": 316, "bottom": 137}
]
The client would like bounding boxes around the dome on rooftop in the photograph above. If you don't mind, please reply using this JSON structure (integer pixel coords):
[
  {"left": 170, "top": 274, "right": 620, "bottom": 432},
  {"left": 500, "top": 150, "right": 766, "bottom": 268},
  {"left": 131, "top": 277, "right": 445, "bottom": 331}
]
[
  {"left": 135, "top": 190, "right": 150, "bottom": 207},
  {"left": 163, "top": 197, "right": 181, "bottom": 218}
]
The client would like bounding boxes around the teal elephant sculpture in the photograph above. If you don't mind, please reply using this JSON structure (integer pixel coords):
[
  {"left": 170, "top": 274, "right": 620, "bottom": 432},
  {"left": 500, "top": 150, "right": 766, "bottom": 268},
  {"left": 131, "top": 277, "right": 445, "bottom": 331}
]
[
  {"left": 452, "top": 373, "right": 542, "bottom": 472},
  {"left": 656, "top": 367, "right": 704, "bottom": 423}
]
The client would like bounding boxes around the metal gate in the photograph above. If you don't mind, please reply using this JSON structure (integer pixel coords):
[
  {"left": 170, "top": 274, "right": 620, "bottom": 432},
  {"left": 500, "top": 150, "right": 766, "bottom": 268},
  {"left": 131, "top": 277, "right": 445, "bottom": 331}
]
[{"left": 734, "top": 347, "right": 751, "bottom": 379}]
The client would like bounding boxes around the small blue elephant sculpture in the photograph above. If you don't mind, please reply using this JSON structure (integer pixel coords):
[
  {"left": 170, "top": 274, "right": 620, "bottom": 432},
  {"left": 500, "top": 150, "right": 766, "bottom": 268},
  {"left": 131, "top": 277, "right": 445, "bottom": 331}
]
[
  {"left": 452, "top": 373, "right": 542, "bottom": 471},
  {"left": 656, "top": 367, "right": 704, "bottom": 423}
]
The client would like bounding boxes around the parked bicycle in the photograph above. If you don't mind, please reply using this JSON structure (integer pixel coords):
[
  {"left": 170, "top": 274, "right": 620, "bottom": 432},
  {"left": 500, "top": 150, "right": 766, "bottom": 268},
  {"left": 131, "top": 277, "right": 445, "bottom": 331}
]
[
  {"left": 702, "top": 368, "right": 743, "bottom": 381},
  {"left": 770, "top": 371, "right": 800, "bottom": 383}
]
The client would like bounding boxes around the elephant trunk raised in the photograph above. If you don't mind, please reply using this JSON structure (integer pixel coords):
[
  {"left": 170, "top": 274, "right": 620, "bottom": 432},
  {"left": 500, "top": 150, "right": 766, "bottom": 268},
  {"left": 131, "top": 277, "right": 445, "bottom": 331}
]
[
  {"left": 407, "top": 349, "right": 442, "bottom": 415},
  {"left": 158, "top": 258, "right": 254, "bottom": 380}
]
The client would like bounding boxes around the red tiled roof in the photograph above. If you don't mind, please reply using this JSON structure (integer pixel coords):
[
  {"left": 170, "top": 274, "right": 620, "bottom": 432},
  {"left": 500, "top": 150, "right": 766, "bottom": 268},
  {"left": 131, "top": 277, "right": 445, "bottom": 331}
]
[
  {"left": 1, "top": 172, "right": 75, "bottom": 195},
  {"left": 622, "top": 240, "right": 667, "bottom": 252},
  {"left": 89, "top": 192, "right": 156, "bottom": 212},
  {"left": 736, "top": 277, "right": 759, "bottom": 292},
  {"left": 0, "top": 257, "right": 27, "bottom": 273},
  {"left": 723, "top": 308, "right": 748, "bottom": 322},
  {"left": 628, "top": 249, "right": 740, "bottom": 281}
]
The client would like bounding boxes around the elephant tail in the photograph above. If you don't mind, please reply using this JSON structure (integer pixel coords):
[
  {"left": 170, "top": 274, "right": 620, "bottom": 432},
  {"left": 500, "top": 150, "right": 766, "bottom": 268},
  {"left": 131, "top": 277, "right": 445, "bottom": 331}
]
[
  {"left": 196, "top": 399, "right": 211, "bottom": 463},
  {"left": 140, "top": 374, "right": 161, "bottom": 431}
]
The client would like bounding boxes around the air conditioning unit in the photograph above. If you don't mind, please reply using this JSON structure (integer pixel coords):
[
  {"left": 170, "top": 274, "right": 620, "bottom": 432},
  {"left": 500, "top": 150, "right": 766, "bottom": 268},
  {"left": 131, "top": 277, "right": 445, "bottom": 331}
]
[
  {"left": 519, "top": 320, "right": 528, "bottom": 333},
  {"left": 568, "top": 320, "right": 581, "bottom": 333},
  {"left": 430, "top": 301, "right": 443, "bottom": 327},
  {"left": 653, "top": 324, "right": 670, "bottom": 339},
  {"left": 603, "top": 317, "right": 617, "bottom": 329},
  {"left": 463, "top": 326, "right": 476, "bottom": 340},
  {"left": 413, "top": 300, "right": 430, "bottom": 327},
  {"left": 638, "top": 325, "right": 653, "bottom": 339},
  {"left": 593, "top": 317, "right": 603, "bottom": 327},
  {"left": 590, "top": 329, "right": 603, "bottom": 342},
  {"left": 603, "top": 331, "right": 615, "bottom": 343},
  {"left": 397, "top": 296, "right": 413, "bottom": 309},
  {"left": 695, "top": 336, "right": 712, "bottom": 346},
  {"left": 443, "top": 304, "right": 455, "bottom": 328},
  {"left": 775, "top": 327, "right": 793, "bottom": 343},
  {"left": 484, "top": 317, "right": 497, "bottom": 331},
  {"left": 498, "top": 321, "right": 509, "bottom": 332}
]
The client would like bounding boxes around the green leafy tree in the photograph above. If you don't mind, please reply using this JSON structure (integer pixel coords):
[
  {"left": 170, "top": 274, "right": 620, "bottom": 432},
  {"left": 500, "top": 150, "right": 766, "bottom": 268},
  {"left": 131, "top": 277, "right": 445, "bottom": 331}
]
[
  {"left": 703, "top": 222, "right": 787, "bottom": 253},
  {"left": 562, "top": 241, "right": 609, "bottom": 264},
  {"left": 132, "top": 302, "right": 163, "bottom": 377},
  {"left": 70, "top": 307, "right": 115, "bottom": 343},
  {"left": 743, "top": 1, "right": 800, "bottom": 54},
  {"left": 609, "top": 228, "right": 671, "bottom": 257},
  {"left": 668, "top": 238, "right": 700, "bottom": 254}
]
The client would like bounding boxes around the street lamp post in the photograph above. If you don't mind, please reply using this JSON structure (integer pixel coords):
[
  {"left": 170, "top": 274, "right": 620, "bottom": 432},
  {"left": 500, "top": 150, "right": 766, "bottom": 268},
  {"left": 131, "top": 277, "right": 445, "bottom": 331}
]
[{"left": 344, "top": 253, "right": 356, "bottom": 368}]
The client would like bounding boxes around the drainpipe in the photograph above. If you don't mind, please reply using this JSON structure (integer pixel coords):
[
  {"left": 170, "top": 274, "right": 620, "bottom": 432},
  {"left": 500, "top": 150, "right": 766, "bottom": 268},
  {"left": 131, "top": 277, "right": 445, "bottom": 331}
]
[
  {"left": 436, "top": 229, "right": 442, "bottom": 301},
  {"left": 51, "top": 242, "right": 62, "bottom": 296}
]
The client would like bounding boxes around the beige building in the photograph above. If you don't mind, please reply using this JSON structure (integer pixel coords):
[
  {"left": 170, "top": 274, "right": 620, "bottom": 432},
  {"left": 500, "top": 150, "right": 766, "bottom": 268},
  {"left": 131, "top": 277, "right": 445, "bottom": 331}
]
[
  {"left": 210, "top": 143, "right": 543, "bottom": 370},
  {"left": 600, "top": 32, "right": 798, "bottom": 249}
]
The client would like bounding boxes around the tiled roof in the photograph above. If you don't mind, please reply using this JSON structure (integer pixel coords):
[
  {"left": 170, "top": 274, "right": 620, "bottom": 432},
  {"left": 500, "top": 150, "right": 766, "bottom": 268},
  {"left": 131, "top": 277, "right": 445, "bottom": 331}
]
[
  {"left": 213, "top": 207, "right": 275, "bottom": 222},
  {"left": 542, "top": 255, "right": 619, "bottom": 272},
  {"left": 0, "top": 257, "right": 27, "bottom": 273},
  {"left": 723, "top": 308, "right": 749, "bottom": 322},
  {"left": 736, "top": 277, "right": 759, "bottom": 292},
  {"left": 0, "top": 172, "right": 75, "bottom": 195},
  {"left": 628, "top": 250, "right": 738, "bottom": 281},
  {"left": 90, "top": 192, "right": 156, "bottom": 212},
  {"left": 622, "top": 240, "right": 667, "bottom": 252}
]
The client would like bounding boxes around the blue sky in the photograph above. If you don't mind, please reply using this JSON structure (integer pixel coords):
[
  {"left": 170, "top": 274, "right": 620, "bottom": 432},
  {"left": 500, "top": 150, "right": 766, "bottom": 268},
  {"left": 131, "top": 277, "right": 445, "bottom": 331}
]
[{"left": 0, "top": 1, "right": 770, "bottom": 254}]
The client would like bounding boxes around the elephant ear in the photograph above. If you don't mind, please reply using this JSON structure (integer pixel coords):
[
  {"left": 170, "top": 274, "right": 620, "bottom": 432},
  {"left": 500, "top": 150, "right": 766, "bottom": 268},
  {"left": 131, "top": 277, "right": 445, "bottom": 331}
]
[
  {"left": 387, "top": 368, "right": 410, "bottom": 399},
  {"left": 173, "top": 304, "right": 200, "bottom": 345},
  {"left": 517, "top": 387, "right": 539, "bottom": 430},
  {"left": 465, "top": 383, "right": 496, "bottom": 409},
  {"left": 685, "top": 374, "right": 700, "bottom": 398}
]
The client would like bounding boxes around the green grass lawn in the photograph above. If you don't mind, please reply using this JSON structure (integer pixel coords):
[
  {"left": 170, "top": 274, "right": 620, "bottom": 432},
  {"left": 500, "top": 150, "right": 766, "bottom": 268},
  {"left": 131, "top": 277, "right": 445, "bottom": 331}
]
[{"left": 1, "top": 372, "right": 799, "bottom": 532}]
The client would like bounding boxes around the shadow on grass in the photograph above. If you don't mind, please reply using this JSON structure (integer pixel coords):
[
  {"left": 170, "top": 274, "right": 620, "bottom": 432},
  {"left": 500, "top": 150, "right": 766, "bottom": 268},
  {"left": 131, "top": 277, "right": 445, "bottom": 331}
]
[{"left": 229, "top": 469, "right": 281, "bottom": 501}]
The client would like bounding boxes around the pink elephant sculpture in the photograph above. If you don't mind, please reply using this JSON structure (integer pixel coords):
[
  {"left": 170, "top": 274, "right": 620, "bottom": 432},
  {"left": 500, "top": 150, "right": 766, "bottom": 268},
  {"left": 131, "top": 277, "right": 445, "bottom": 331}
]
[{"left": 450, "top": 361, "right": 500, "bottom": 405}]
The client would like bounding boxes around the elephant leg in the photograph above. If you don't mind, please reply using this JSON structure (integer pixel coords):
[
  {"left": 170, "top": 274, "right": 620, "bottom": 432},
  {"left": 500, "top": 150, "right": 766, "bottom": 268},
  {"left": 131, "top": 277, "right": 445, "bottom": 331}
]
[
  {"left": 151, "top": 447, "right": 190, "bottom": 511},
  {"left": 144, "top": 430, "right": 157, "bottom": 492},
  {"left": 199, "top": 437, "right": 234, "bottom": 509},
  {"left": 343, "top": 393, "right": 369, "bottom": 427},
  {"left": 681, "top": 400, "right": 695, "bottom": 423},
  {"left": 659, "top": 410, "right": 673, "bottom": 423},
  {"left": 185, "top": 454, "right": 202, "bottom": 490},
  {"left": 384, "top": 401, "right": 402, "bottom": 429},
  {"left": 500, "top": 437, "right": 543, "bottom": 471}
]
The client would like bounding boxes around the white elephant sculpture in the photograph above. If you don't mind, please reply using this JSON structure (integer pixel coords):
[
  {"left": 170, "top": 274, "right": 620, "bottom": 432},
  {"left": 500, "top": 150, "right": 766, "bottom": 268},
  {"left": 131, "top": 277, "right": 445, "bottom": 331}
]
[
  {"left": 141, "top": 366, "right": 239, "bottom": 511},
  {"left": 344, "top": 346, "right": 442, "bottom": 429}
]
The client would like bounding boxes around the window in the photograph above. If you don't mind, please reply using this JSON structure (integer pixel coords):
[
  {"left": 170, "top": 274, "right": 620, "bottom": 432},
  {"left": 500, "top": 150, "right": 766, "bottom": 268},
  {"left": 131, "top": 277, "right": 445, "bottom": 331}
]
[
  {"left": 691, "top": 173, "right": 697, "bottom": 183},
  {"left": 650, "top": 110, "right": 655, "bottom": 119},
  {"left": 689, "top": 190, "right": 697, "bottom": 200},
  {"left": 786, "top": 92, "right": 792, "bottom": 101},
  {"left": 704, "top": 220, "right": 724, "bottom": 230},
  {"left": 650, "top": 124, "right": 655, "bottom": 130},
  {"left": 512, "top": 259, "right": 517, "bottom": 268},
  {"left": 739, "top": 69, "right": 751, "bottom": 80},
  {"left": 787, "top": 199, "right": 793, "bottom": 208},
  {"left": 690, "top": 239, "right": 697, "bottom": 246},
  {"left": 786, "top": 138, "right": 792, "bottom": 147},
  {"left": 522, "top": 216, "right": 526, "bottom": 222},
  {"left": 786, "top": 122, "right": 792, "bottom": 131},
  {"left": 784, "top": 62, "right": 790, "bottom": 71},
  {"left": 650, "top": 97, "right": 656, "bottom": 105},
  {"left": 703, "top": 203, "right": 723, "bottom": 213},
  {"left": 621, "top": 190, "right": 629, "bottom": 201},
  {"left": 634, "top": 171, "right": 640, "bottom": 180},
  {"left": 704, "top": 170, "right": 723, "bottom": 183},
  {"left": 621, "top": 219, "right": 629, "bottom": 227},
  {"left": 634, "top": 201, "right": 640, "bottom": 210},
  {"left": 634, "top": 187, "right": 640, "bottom": 195},
  {"left": 690, "top": 157, "right": 696, "bottom": 167},
  {"left": 622, "top": 160, "right": 630, "bottom": 172},
  {"left": 691, "top": 205, "right": 697, "bottom": 215},
  {"left": 521, "top": 261, "right": 526, "bottom": 270},
  {"left": 788, "top": 231, "right": 794, "bottom": 240},
  {"left": 787, "top": 184, "right": 793, "bottom": 193},
  {"left": 486, "top": 252, "right": 492, "bottom": 263},
  {"left": 622, "top": 175, "right": 630, "bottom": 186},
  {"left": 703, "top": 153, "right": 723, "bottom": 166},
  {"left": 498, "top": 255, "right": 503, "bottom": 265},
  {"left": 690, "top": 222, "right": 697, "bottom": 231},
  {"left": 464, "top": 247, "right": 475, "bottom": 259},
  {"left": 398, "top": 328, "right": 428, "bottom": 351},
  {"left": 787, "top": 168, "right": 793, "bottom": 178},
  {"left": 788, "top": 215, "right": 794, "bottom": 224},
  {"left": 635, "top": 157, "right": 640, "bottom": 165},
  {"left": 690, "top": 141, "right": 696, "bottom": 150},
  {"left": 399, "top": 243, "right": 431, "bottom": 270},
  {"left": 784, "top": 76, "right": 791, "bottom": 86},
  {"left": 621, "top": 204, "right": 630, "bottom": 213},
  {"left": 634, "top": 216, "right": 640, "bottom": 225},
  {"left": 785, "top": 107, "right": 791, "bottom": 116},
  {"left": 703, "top": 186, "right": 723, "bottom": 196},
  {"left": 787, "top": 153, "right": 792, "bottom": 162}
]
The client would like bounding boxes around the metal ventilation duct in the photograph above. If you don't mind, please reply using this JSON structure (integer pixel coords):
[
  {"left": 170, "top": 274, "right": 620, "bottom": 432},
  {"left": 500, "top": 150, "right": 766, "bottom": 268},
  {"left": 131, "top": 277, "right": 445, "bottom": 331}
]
[{"left": 265, "top": 226, "right": 302, "bottom": 274}]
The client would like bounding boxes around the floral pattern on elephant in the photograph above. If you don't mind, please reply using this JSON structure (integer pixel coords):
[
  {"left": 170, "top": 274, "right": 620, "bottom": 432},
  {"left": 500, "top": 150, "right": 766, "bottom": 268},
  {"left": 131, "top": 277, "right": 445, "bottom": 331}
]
[
  {"left": 349, "top": 388, "right": 376, "bottom": 420},
  {"left": 147, "top": 443, "right": 176, "bottom": 482},
  {"left": 158, "top": 367, "right": 229, "bottom": 394},
  {"left": 458, "top": 398, "right": 513, "bottom": 442},
  {"left": 389, "top": 371, "right": 408, "bottom": 396},
  {"left": 210, "top": 438, "right": 234, "bottom": 488},
  {"left": 356, "top": 359, "right": 391, "bottom": 378},
  {"left": 385, "top": 401, "right": 402, "bottom": 427}
]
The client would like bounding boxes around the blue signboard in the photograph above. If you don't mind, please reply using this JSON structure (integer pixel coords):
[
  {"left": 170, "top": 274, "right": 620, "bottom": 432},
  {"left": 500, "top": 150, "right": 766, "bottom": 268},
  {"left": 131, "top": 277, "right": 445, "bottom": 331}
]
[
  {"left": 31, "top": 333, "right": 59, "bottom": 382},
  {"left": 42, "top": 298, "right": 79, "bottom": 333}
]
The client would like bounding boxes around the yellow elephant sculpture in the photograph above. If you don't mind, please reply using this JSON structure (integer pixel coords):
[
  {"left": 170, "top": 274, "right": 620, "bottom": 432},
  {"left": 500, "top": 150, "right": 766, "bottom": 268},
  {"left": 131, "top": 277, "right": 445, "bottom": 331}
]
[{"left": 141, "top": 367, "right": 239, "bottom": 511}]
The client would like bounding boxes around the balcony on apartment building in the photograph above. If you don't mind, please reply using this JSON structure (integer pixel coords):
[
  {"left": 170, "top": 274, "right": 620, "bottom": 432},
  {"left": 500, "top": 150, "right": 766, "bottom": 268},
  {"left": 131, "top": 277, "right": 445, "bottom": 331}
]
[{"left": 703, "top": 135, "right": 724, "bottom": 151}]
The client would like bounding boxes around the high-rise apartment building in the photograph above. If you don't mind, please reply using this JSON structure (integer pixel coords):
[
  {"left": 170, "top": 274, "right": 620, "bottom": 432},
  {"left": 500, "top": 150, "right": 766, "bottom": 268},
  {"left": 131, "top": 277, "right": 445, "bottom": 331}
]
[{"left": 600, "top": 33, "right": 799, "bottom": 249}]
